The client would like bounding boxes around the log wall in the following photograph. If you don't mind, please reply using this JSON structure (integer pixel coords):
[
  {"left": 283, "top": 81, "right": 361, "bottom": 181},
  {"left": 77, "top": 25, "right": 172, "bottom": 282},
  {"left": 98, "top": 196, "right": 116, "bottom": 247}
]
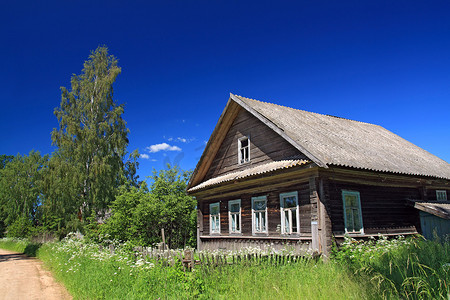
[
  {"left": 325, "top": 180, "right": 421, "bottom": 234},
  {"left": 204, "top": 109, "right": 304, "bottom": 180},
  {"left": 201, "top": 182, "right": 312, "bottom": 237}
]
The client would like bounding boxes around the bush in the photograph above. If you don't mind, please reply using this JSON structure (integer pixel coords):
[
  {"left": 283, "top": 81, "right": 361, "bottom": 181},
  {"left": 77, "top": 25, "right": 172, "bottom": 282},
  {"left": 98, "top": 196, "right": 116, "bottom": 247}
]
[
  {"left": 97, "top": 165, "right": 197, "bottom": 249},
  {"left": 6, "top": 216, "right": 34, "bottom": 238}
]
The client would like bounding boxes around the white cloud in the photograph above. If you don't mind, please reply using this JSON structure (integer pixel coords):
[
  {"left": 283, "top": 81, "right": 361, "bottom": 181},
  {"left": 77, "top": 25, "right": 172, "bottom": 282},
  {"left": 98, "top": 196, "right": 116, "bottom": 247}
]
[
  {"left": 151, "top": 159, "right": 157, "bottom": 162},
  {"left": 165, "top": 136, "right": 194, "bottom": 143},
  {"left": 140, "top": 154, "right": 150, "bottom": 159},
  {"left": 146, "top": 143, "right": 182, "bottom": 153}
]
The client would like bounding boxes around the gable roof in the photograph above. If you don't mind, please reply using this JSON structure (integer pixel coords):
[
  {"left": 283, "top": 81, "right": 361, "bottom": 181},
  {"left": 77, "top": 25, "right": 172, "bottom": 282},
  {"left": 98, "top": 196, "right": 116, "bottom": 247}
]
[{"left": 188, "top": 94, "right": 450, "bottom": 190}]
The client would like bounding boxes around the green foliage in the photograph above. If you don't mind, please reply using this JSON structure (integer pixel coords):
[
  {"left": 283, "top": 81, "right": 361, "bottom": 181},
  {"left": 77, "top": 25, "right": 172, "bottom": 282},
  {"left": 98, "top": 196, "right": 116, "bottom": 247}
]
[
  {"left": 0, "top": 154, "right": 14, "bottom": 169},
  {"left": 0, "top": 237, "right": 41, "bottom": 256},
  {"left": 99, "top": 165, "right": 196, "bottom": 249},
  {"left": 48, "top": 46, "right": 134, "bottom": 225},
  {"left": 334, "top": 235, "right": 450, "bottom": 299},
  {"left": 0, "top": 151, "right": 47, "bottom": 237},
  {"left": 12, "top": 236, "right": 375, "bottom": 299},
  {"left": 6, "top": 216, "right": 34, "bottom": 238}
]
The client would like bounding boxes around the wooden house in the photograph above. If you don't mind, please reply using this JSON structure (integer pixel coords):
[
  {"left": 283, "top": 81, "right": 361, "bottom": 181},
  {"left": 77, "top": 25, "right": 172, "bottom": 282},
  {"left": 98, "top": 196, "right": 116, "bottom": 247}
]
[{"left": 187, "top": 94, "right": 450, "bottom": 257}]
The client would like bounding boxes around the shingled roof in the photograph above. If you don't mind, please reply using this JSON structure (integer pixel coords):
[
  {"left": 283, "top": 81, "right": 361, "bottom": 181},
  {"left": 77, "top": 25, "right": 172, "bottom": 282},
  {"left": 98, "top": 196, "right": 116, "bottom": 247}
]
[
  {"left": 188, "top": 94, "right": 450, "bottom": 191},
  {"left": 232, "top": 94, "right": 450, "bottom": 179}
]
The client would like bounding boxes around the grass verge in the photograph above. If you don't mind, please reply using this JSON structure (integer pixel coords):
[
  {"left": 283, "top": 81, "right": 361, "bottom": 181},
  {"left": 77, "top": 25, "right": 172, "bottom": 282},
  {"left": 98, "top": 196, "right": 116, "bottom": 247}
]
[
  {"left": 0, "top": 237, "right": 41, "bottom": 256},
  {"left": 36, "top": 237, "right": 375, "bottom": 299},
  {"left": 3, "top": 235, "right": 447, "bottom": 299}
]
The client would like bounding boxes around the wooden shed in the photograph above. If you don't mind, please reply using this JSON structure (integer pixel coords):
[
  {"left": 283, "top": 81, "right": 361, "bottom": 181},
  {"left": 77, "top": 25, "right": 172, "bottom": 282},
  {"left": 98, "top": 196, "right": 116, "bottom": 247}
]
[{"left": 187, "top": 94, "right": 450, "bottom": 257}]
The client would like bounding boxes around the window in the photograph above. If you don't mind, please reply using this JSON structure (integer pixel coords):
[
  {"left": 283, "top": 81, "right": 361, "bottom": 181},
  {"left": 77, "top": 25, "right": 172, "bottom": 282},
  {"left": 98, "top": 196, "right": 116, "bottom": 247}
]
[
  {"left": 437, "top": 190, "right": 447, "bottom": 201},
  {"left": 228, "top": 199, "right": 241, "bottom": 233},
  {"left": 280, "top": 191, "right": 299, "bottom": 234},
  {"left": 252, "top": 196, "right": 268, "bottom": 234},
  {"left": 342, "top": 191, "right": 364, "bottom": 234},
  {"left": 238, "top": 136, "right": 250, "bottom": 164},
  {"left": 210, "top": 203, "right": 220, "bottom": 234}
]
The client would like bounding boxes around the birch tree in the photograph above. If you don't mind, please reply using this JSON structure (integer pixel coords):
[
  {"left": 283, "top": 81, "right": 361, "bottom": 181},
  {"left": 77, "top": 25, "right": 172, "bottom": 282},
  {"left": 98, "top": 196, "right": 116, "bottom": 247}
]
[{"left": 50, "top": 46, "right": 130, "bottom": 222}]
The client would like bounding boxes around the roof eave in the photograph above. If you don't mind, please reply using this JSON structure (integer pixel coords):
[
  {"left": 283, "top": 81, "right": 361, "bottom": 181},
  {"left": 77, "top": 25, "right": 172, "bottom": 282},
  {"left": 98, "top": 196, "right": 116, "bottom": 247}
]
[{"left": 187, "top": 96, "right": 241, "bottom": 190}]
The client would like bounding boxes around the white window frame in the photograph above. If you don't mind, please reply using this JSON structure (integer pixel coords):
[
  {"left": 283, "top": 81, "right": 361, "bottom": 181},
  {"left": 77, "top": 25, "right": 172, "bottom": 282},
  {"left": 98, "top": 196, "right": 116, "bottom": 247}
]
[
  {"left": 280, "top": 191, "right": 300, "bottom": 235},
  {"left": 251, "top": 196, "right": 268, "bottom": 234},
  {"left": 436, "top": 190, "right": 447, "bottom": 201},
  {"left": 238, "top": 136, "right": 250, "bottom": 164},
  {"left": 228, "top": 199, "right": 242, "bottom": 234},
  {"left": 342, "top": 190, "right": 364, "bottom": 234},
  {"left": 209, "top": 202, "right": 220, "bottom": 234}
]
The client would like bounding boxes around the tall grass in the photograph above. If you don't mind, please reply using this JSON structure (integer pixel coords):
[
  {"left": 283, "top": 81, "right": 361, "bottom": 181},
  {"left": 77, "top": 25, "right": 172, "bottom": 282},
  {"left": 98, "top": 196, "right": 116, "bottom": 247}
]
[
  {"left": 1, "top": 235, "right": 376, "bottom": 299},
  {"left": 4, "top": 235, "right": 446, "bottom": 299},
  {"left": 335, "top": 235, "right": 449, "bottom": 299},
  {"left": 196, "top": 259, "right": 375, "bottom": 299}
]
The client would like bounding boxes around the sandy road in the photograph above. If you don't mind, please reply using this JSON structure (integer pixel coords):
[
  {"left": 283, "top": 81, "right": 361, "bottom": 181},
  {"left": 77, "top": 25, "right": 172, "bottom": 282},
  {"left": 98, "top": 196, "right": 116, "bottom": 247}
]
[{"left": 0, "top": 249, "right": 72, "bottom": 300}]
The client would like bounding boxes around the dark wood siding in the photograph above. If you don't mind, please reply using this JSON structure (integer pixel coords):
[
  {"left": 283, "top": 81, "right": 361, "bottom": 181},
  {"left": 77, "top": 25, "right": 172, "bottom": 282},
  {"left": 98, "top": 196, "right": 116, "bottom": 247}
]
[
  {"left": 200, "top": 182, "right": 312, "bottom": 237},
  {"left": 326, "top": 180, "right": 421, "bottom": 234},
  {"left": 427, "top": 188, "right": 450, "bottom": 201},
  {"left": 204, "top": 109, "right": 304, "bottom": 180}
]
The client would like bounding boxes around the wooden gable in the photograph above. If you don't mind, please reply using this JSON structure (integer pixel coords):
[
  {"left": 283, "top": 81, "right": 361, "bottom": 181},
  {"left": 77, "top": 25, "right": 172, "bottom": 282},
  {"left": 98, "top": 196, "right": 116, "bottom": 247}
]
[
  {"left": 187, "top": 95, "right": 313, "bottom": 191},
  {"left": 203, "top": 108, "right": 306, "bottom": 181}
]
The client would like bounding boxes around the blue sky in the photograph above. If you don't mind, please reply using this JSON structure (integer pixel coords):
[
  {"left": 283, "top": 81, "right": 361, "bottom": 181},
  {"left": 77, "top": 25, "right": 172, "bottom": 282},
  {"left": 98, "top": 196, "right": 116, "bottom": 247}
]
[{"left": 1, "top": 1, "right": 449, "bottom": 181}]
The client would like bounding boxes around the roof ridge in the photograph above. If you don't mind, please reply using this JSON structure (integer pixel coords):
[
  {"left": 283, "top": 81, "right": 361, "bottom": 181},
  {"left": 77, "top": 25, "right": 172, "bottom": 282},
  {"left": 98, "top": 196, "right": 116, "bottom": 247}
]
[{"left": 233, "top": 93, "right": 379, "bottom": 127}]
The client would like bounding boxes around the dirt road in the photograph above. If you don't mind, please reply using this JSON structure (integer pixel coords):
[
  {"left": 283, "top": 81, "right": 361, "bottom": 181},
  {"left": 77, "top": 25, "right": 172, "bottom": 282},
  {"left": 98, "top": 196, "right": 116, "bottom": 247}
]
[{"left": 0, "top": 249, "right": 72, "bottom": 300}]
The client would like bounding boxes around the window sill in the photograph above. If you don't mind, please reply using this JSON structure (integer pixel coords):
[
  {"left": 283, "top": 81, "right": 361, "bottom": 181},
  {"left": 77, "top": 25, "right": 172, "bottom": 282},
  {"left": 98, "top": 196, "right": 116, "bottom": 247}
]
[
  {"left": 229, "top": 232, "right": 243, "bottom": 236},
  {"left": 252, "top": 232, "right": 269, "bottom": 237},
  {"left": 280, "top": 233, "right": 301, "bottom": 237},
  {"left": 334, "top": 231, "right": 418, "bottom": 238},
  {"left": 200, "top": 235, "right": 312, "bottom": 241}
]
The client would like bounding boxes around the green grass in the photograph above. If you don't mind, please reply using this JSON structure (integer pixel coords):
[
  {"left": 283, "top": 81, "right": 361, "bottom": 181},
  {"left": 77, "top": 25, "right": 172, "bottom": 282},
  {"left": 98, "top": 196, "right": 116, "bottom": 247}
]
[
  {"left": 196, "top": 260, "right": 375, "bottom": 299},
  {"left": 1, "top": 236, "right": 375, "bottom": 299},
  {"left": 0, "top": 237, "right": 41, "bottom": 256},
  {"left": 2, "top": 235, "right": 448, "bottom": 299},
  {"left": 334, "top": 235, "right": 450, "bottom": 299}
]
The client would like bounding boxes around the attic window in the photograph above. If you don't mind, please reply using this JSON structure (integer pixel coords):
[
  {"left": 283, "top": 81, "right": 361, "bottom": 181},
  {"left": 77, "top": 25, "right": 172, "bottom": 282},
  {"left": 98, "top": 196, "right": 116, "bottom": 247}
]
[
  {"left": 436, "top": 190, "right": 447, "bottom": 201},
  {"left": 238, "top": 136, "right": 250, "bottom": 164}
]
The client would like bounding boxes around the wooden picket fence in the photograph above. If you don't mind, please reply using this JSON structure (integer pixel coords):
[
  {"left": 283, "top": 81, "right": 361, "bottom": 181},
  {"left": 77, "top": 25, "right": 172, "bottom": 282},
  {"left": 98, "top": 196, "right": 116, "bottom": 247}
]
[{"left": 101, "top": 244, "right": 315, "bottom": 271}]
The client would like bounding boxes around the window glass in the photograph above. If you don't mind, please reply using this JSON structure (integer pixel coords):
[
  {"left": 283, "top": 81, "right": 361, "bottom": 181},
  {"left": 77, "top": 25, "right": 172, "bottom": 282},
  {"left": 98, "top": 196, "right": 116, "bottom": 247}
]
[
  {"left": 253, "top": 200, "right": 266, "bottom": 210},
  {"left": 291, "top": 208, "right": 297, "bottom": 232},
  {"left": 241, "top": 138, "right": 248, "bottom": 147},
  {"left": 229, "top": 200, "right": 241, "bottom": 233},
  {"left": 238, "top": 136, "right": 250, "bottom": 164},
  {"left": 437, "top": 190, "right": 447, "bottom": 201},
  {"left": 230, "top": 203, "right": 240, "bottom": 213},
  {"left": 210, "top": 205, "right": 219, "bottom": 215},
  {"left": 252, "top": 196, "right": 267, "bottom": 233},
  {"left": 210, "top": 203, "right": 220, "bottom": 234},
  {"left": 280, "top": 192, "right": 299, "bottom": 234},
  {"left": 345, "top": 195, "right": 357, "bottom": 207},
  {"left": 283, "top": 196, "right": 297, "bottom": 208},
  {"left": 342, "top": 191, "right": 363, "bottom": 233}
]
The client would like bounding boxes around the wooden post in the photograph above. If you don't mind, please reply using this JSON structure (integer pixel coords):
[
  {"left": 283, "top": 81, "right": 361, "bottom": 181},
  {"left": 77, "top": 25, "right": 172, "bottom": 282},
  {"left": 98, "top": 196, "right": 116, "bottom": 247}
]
[
  {"left": 318, "top": 178, "right": 332, "bottom": 259},
  {"left": 310, "top": 175, "right": 332, "bottom": 259},
  {"left": 309, "top": 176, "right": 320, "bottom": 253},
  {"left": 197, "top": 206, "right": 203, "bottom": 251}
]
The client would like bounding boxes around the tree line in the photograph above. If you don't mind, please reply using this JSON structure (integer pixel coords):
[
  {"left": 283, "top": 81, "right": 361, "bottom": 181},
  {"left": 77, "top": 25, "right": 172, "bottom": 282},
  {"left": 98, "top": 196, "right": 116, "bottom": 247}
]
[{"left": 0, "top": 47, "right": 196, "bottom": 248}]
